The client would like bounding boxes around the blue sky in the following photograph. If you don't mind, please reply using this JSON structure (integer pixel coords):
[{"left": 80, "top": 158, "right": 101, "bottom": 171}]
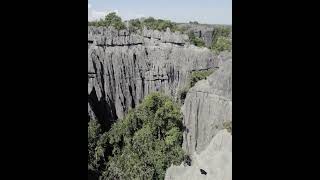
[{"left": 88, "top": 0, "right": 232, "bottom": 24}]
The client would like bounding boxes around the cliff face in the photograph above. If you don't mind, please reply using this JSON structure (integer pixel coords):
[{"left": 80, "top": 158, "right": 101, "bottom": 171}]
[
  {"left": 88, "top": 25, "right": 232, "bottom": 179},
  {"left": 182, "top": 58, "right": 232, "bottom": 154},
  {"left": 165, "top": 129, "right": 232, "bottom": 180},
  {"left": 88, "top": 26, "right": 218, "bottom": 128},
  {"left": 178, "top": 23, "right": 232, "bottom": 48}
]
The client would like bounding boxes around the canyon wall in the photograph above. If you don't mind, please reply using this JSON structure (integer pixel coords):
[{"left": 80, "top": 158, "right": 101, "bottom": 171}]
[
  {"left": 182, "top": 57, "right": 232, "bottom": 154},
  {"left": 88, "top": 26, "right": 232, "bottom": 180},
  {"left": 88, "top": 26, "right": 219, "bottom": 128},
  {"left": 165, "top": 58, "right": 232, "bottom": 180},
  {"left": 165, "top": 129, "right": 232, "bottom": 180},
  {"left": 178, "top": 23, "right": 232, "bottom": 48}
]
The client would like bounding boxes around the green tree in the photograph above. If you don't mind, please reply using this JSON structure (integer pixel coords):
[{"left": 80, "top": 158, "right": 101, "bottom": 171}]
[
  {"left": 102, "top": 93, "right": 184, "bottom": 180},
  {"left": 128, "top": 18, "right": 143, "bottom": 32},
  {"left": 211, "top": 36, "right": 232, "bottom": 53},
  {"left": 88, "top": 119, "right": 111, "bottom": 179},
  {"left": 88, "top": 119, "right": 102, "bottom": 172},
  {"left": 210, "top": 26, "right": 232, "bottom": 53},
  {"left": 128, "top": 17, "right": 181, "bottom": 32},
  {"left": 88, "top": 12, "right": 126, "bottom": 30},
  {"left": 103, "top": 12, "right": 126, "bottom": 30},
  {"left": 189, "top": 21, "right": 199, "bottom": 24},
  {"left": 190, "top": 69, "right": 215, "bottom": 87}
]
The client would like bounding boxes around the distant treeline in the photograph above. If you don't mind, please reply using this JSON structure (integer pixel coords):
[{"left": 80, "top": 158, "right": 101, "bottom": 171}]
[
  {"left": 88, "top": 12, "right": 231, "bottom": 53},
  {"left": 88, "top": 12, "right": 181, "bottom": 32}
]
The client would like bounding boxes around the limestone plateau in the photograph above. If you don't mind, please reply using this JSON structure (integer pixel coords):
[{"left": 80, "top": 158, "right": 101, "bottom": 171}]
[{"left": 88, "top": 25, "right": 232, "bottom": 180}]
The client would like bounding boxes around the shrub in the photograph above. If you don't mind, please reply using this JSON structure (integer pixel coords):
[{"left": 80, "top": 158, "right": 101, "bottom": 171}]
[
  {"left": 211, "top": 36, "right": 232, "bottom": 53},
  {"left": 212, "top": 26, "right": 231, "bottom": 39},
  {"left": 128, "top": 18, "right": 143, "bottom": 32},
  {"left": 188, "top": 32, "right": 206, "bottom": 47},
  {"left": 210, "top": 26, "right": 232, "bottom": 53},
  {"left": 88, "top": 119, "right": 103, "bottom": 172},
  {"left": 177, "top": 69, "right": 215, "bottom": 104},
  {"left": 190, "top": 69, "right": 215, "bottom": 87},
  {"left": 223, "top": 121, "right": 232, "bottom": 134},
  {"left": 128, "top": 17, "right": 182, "bottom": 32}
]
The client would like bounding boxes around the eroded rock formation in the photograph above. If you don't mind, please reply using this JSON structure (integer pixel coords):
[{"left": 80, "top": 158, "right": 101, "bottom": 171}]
[
  {"left": 88, "top": 26, "right": 218, "bottom": 128},
  {"left": 164, "top": 57, "right": 232, "bottom": 180},
  {"left": 182, "top": 58, "right": 232, "bottom": 154},
  {"left": 88, "top": 25, "right": 232, "bottom": 180},
  {"left": 165, "top": 129, "right": 232, "bottom": 180},
  {"left": 178, "top": 23, "right": 232, "bottom": 48}
]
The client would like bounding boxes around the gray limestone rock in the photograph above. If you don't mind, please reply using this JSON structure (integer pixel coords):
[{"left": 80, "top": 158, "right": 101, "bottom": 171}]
[
  {"left": 178, "top": 23, "right": 215, "bottom": 47},
  {"left": 165, "top": 129, "right": 232, "bottom": 180},
  {"left": 178, "top": 23, "right": 232, "bottom": 48},
  {"left": 88, "top": 26, "right": 218, "bottom": 127},
  {"left": 182, "top": 58, "right": 232, "bottom": 154},
  {"left": 87, "top": 25, "right": 232, "bottom": 179},
  {"left": 142, "top": 27, "right": 189, "bottom": 45}
]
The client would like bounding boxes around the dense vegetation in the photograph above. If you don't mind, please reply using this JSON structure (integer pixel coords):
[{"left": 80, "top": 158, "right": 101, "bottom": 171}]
[
  {"left": 88, "top": 13, "right": 180, "bottom": 32},
  {"left": 88, "top": 119, "right": 109, "bottom": 179},
  {"left": 128, "top": 17, "right": 181, "bottom": 32},
  {"left": 210, "top": 26, "right": 232, "bottom": 53},
  {"left": 88, "top": 93, "right": 184, "bottom": 180},
  {"left": 188, "top": 32, "right": 206, "bottom": 47},
  {"left": 189, "top": 21, "right": 199, "bottom": 24},
  {"left": 187, "top": 25, "right": 232, "bottom": 52},
  {"left": 88, "top": 13, "right": 232, "bottom": 53},
  {"left": 88, "top": 12, "right": 126, "bottom": 30},
  {"left": 88, "top": 13, "right": 231, "bottom": 179}
]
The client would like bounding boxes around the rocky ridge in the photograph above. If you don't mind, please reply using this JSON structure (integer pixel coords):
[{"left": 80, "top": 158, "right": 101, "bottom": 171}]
[
  {"left": 182, "top": 58, "right": 232, "bottom": 154},
  {"left": 164, "top": 57, "right": 232, "bottom": 180},
  {"left": 88, "top": 25, "right": 232, "bottom": 180},
  {"left": 88, "top": 26, "right": 219, "bottom": 128},
  {"left": 178, "top": 23, "right": 232, "bottom": 48}
]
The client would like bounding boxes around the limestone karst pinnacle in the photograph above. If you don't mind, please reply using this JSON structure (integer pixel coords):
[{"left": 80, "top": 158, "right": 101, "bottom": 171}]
[{"left": 88, "top": 24, "right": 232, "bottom": 180}]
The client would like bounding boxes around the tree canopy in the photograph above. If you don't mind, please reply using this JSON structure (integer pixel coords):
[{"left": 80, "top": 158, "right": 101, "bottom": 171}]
[
  {"left": 210, "top": 26, "right": 232, "bottom": 53},
  {"left": 102, "top": 92, "right": 184, "bottom": 180},
  {"left": 88, "top": 93, "right": 184, "bottom": 180},
  {"left": 88, "top": 14, "right": 181, "bottom": 33},
  {"left": 128, "top": 17, "right": 181, "bottom": 32},
  {"left": 88, "top": 12, "right": 126, "bottom": 30}
]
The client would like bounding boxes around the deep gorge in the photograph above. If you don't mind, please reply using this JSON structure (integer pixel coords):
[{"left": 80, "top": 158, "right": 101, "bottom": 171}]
[{"left": 88, "top": 24, "right": 232, "bottom": 180}]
